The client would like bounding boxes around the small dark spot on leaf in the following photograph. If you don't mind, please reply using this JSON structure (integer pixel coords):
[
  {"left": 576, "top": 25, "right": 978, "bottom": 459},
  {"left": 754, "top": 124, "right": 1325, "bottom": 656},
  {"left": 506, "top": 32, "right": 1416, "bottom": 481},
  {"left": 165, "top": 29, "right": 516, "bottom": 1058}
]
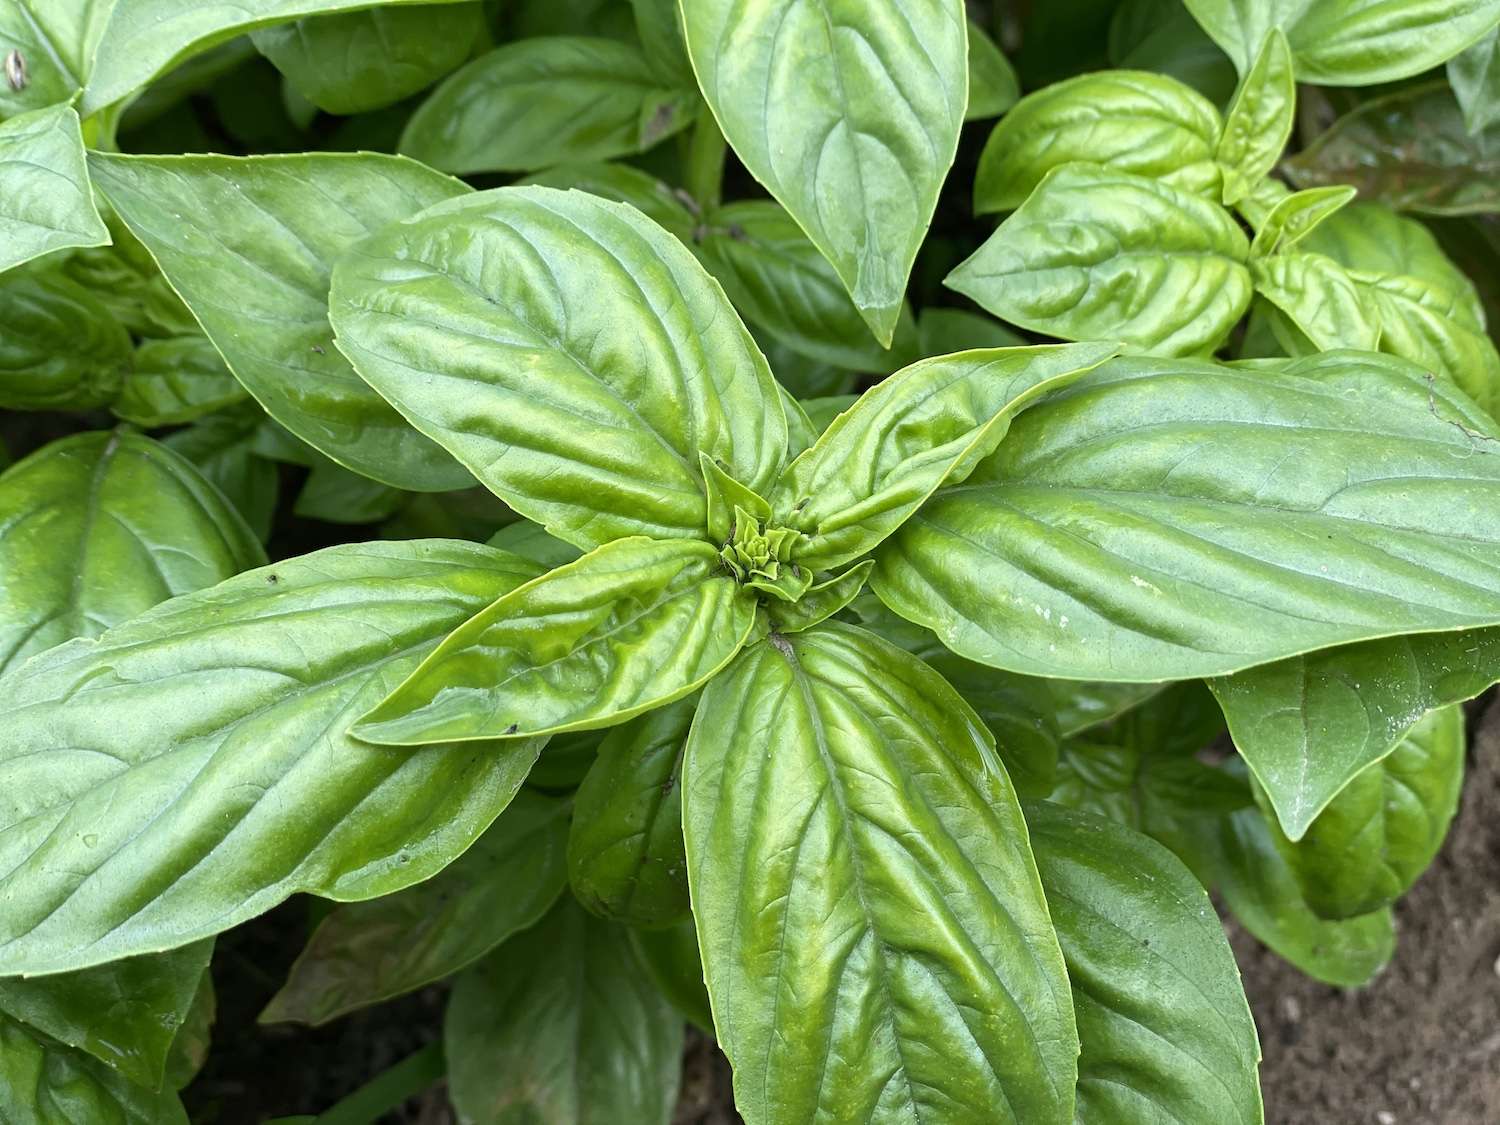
[
  {"left": 641, "top": 102, "right": 678, "bottom": 146},
  {"left": 791, "top": 564, "right": 802, "bottom": 578},
  {"left": 311, "top": 344, "right": 325, "bottom": 355},
  {"left": 504, "top": 723, "right": 518, "bottom": 734},
  {"left": 794, "top": 499, "right": 809, "bottom": 511},
  {"left": 266, "top": 573, "right": 279, "bottom": 584},
  {"left": 727, "top": 223, "right": 748, "bottom": 241},
  {"left": 660, "top": 776, "right": 676, "bottom": 797}
]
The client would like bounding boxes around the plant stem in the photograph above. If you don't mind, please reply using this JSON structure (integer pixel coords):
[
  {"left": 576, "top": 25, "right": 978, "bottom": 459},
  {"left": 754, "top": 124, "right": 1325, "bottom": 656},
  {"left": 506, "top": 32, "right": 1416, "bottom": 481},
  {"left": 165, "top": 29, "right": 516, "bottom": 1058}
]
[{"left": 684, "top": 109, "right": 727, "bottom": 213}]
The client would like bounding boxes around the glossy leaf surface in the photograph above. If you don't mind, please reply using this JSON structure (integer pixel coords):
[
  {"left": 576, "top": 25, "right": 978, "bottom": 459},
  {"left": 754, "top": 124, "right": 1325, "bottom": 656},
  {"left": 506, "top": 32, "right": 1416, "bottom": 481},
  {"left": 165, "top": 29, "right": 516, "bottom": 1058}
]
[
  {"left": 0, "top": 0, "right": 112, "bottom": 118},
  {"left": 0, "top": 104, "right": 108, "bottom": 275},
  {"left": 0, "top": 540, "right": 545, "bottom": 975},
  {"left": 88, "top": 152, "right": 472, "bottom": 490},
  {"left": 684, "top": 623, "right": 1077, "bottom": 1125},
  {"left": 1249, "top": 251, "right": 1379, "bottom": 351},
  {"left": 680, "top": 0, "right": 968, "bottom": 345},
  {"left": 1216, "top": 29, "right": 1293, "bottom": 205}
]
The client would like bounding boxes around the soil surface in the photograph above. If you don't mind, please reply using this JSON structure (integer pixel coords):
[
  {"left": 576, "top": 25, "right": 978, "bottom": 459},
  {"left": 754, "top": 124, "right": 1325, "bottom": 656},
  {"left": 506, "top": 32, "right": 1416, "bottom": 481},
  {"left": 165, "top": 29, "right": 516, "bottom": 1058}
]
[{"left": 1232, "top": 696, "right": 1500, "bottom": 1125}]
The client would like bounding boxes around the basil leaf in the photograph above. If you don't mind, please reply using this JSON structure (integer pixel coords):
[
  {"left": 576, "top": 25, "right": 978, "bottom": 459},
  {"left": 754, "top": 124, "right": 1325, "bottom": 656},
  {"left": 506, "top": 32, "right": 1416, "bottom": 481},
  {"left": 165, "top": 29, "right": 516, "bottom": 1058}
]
[
  {"left": 1286, "top": 80, "right": 1500, "bottom": 218},
  {"left": 765, "top": 560, "right": 874, "bottom": 635},
  {"left": 1450, "top": 25, "right": 1500, "bottom": 135},
  {"left": 1216, "top": 29, "right": 1294, "bottom": 205},
  {"left": 485, "top": 521, "right": 584, "bottom": 570},
  {"left": 163, "top": 408, "right": 280, "bottom": 543},
  {"left": 0, "top": 0, "right": 111, "bottom": 117},
  {"left": 82, "top": 0, "right": 477, "bottom": 114},
  {"left": 974, "top": 69, "right": 1223, "bottom": 214},
  {"left": 1249, "top": 251, "right": 1380, "bottom": 351},
  {"left": 951, "top": 166, "right": 1251, "bottom": 355},
  {"left": 358, "top": 537, "right": 756, "bottom": 744},
  {"left": 684, "top": 623, "right": 1078, "bottom": 1124},
  {"left": 630, "top": 920, "right": 713, "bottom": 1031},
  {"left": 629, "top": 0, "right": 693, "bottom": 84},
  {"left": 0, "top": 1013, "right": 187, "bottom": 1125},
  {"left": 0, "top": 104, "right": 108, "bottom": 275},
  {"left": 0, "top": 267, "right": 130, "bottom": 412},
  {"left": 917, "top": 306, "right": 1026, "bottom": 354},
  {"left": 567, "top": 696, "right": 694, "bottom": 928},
  {"left": 774, "top": 342, "right": 1119, "bottom": 571},
  {"left": 1246, "top": 184, "right": 1357, "bottom": 258},
  {"left": 163, "top": 973, "right": 215, "bottom": 1091},
  {"left": 113, "top": 336, "right": 248, "bottom": 428},
  {"left": 0, "top": 431, "right": 264, "bottom": 677},
  {"left": 523, "top": 161, "right": 699, "bottom": 243},
  {"left": 1183, "top": 0, "right": 1500, "bottom": 85},
  {"left": 0, "top": 540, "right": 545, "bottom": 975},
  {"left": 1026, "top": 802, "right": 1263, "bottom": 1125},
  {"left": 0, "top": 942, "right": 211, "bottom": 1088},
  {"left": 261, "top": 790, "right": 569, "bottom": 1026},
  {"left": 680, "top": 0, "right": 967, "bottom": 346},
  {"left": 87, "top": 151, "right": 473, "bottom": 491},
  {"left": 251, "top": 4, "right": 484, "bottom": 114},
  {"left": 446, "top": 896, "right": 683, "bottom": 1125},
  {"left": 966, "top": 18, "right": 1019, "bottom": 120},
  {"left": 1198, "top": 805, "right": 1395, "bottom": 987},
  {"left": 873, "top": 352, "right": 1500, "bottom": 681},
  {"left": 1299, "top": 201, "right": 1500, "bottom": 413},
  {"left": 400, "top": 37, "right": 696, "bottom": 174},
  {"left": 697, "top": 200, "right": 919, "bottom": 373},
  {"left": 1267, "top": 704, "right": 1464, "bottom": 919},
  {"left": 293, "top": 459, "right": 405, "bottom": 525},
  {"left": 1211, "top": 630, "right": 1500, "bottom": 838},
  {"left": 330, "top": 184, "right": 787, "bottom": 546},
  {"left": 1108, "top": 0, "right": 1238, "bottom": 104}
]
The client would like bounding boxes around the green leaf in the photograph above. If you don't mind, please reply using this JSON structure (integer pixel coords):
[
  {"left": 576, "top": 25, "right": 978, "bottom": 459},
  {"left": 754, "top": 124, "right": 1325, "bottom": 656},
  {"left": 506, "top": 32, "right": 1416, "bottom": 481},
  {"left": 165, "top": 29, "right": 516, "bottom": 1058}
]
[
  {"left": 0, "top": 540, "right": 545, "bottom": 975},
  {"left": 81, "top": 0, "right": 476, "bottom": 114},
  {"left": 1025, "top": 802, "right": 1263, "bottom": 1125},
  {"left": 113, "top": 336, "right": 248, "bottom": 428},
  {"left": 523, "top": 161, "right": 698, "bottom": 243},
  {"left": 697, "top": 200, "right": 918, "bottom": 373},
  {"left": 629, "top": 920, "right": 713, "bottom": 1031},
  {"left": 1249, "top": 251, "right": 1380, "bottom": 351},
  {"left": 1198, "top": 805, "right": 1396, "bottom": 987},
  {"left": 1298, "top": 201, "right": 1500, "bottom": 413},
  {"left": 0, "top": 1013, "right": 187, "bottom": 1125},
  {"left": 357, "top": 537, "right": 756, "bottom": 744},
  {"left": 1182, "top": 0, "right": 1500, "bottom": 85},
  {"left": 400, "top": 37, "right": 696, "bottom": 174},
  {"left": 680, "top": 0, "right": 968, "bottom": 345},
  {"left": 1267, "top": 704, "right": 1465, "bottom": 919},
  {"left": 773, "top": 342, "right": 1119, "bottom": 572},
  {"left": 567, "top": 696, "right": 694, "bottom": 928},
  {"left": 1247, "top": 185, "right": 1357, "bottom": 258},
  {"left": 1216, "top": 29, "right": 1294, "bottom": 205},
  {"left": 0, "top": 104, "right": 108, "bottom": 275},
  {"left": 0, "top": 267, "right": 131, "bottom": 412},
  {"left": 1108, "top": 0, "right": 1238, "bottom": 104},
  {"left": 917, "top": 307, "right": 1026, "bottom": 354},
  {"left": 1210, "top": 630, "right": 1500, "bottom": 838},
  {"left": 251, "top": 4, "right": 484, "bottom": 115},
  {"left": 966, "top": 18, "right": 1019, "bottom": 120},
  {"left": 951, "top": 166, "right": 1251, "bottom": 356},
  {"left": 164, "top": 408, "right": 280, "bottom": 543},
  {"left": 59, "top": 214, "right": 196, "bottom": 341},
  {"left": 683, "top": 623, "right": 1078, "bottom": 1124},
  {"left": 0, "top": 0, "right": 112, "bottom": 118},
  {"left": 261, "top": 790, "right": 569, "bottom": 1026},
  {"left": 485, "top": 521, "right": 584, "bottom": 570},
  {"left": 873, "top": 351, "right": 1500, "bottom": 681},
  {"left": 630, "top": 0, "right": 693, "bottom": 84},
  {"left": 1286, "top": 80, "right": 1500, "bottom": 217},
  {"left": 973, "top": 70, "right": 1223, "bottom": 214},
  {"left": 0, "top": 943, "right": 211, "bottom": 1088},
  {"left": 294, "top": 459, "right": 405, "bottom": 525},
  {"left": 765, "top": 560, "right": 874, "bottom": 634},
  {"left": 329, "top": 184, "right": 787, "bottom": 547},
  {"left": 1450, "top": 25, "right": 1500, "bottom": 135},
  {"left": 0, "top": 431, "right": 264, "bottom": 677},
  {"left": 446, "top": 897, "right": 683, "bottom": 1125},
  {"left": 87, "top": 151, "right": 473, "bottom": 491},
  {"left": 162, "top": 973, "right": 214, "bottom": 1091}
]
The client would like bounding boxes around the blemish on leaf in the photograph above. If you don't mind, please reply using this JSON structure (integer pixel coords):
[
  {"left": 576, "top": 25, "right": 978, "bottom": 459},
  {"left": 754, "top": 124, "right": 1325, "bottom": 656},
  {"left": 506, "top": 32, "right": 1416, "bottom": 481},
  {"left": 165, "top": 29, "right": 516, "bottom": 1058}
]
[
  {"left": 504, "top": 723, "right": 518, "bottom": 734},
  {"left": 4, "top": 50, "right": 27, "bottom": 92}
]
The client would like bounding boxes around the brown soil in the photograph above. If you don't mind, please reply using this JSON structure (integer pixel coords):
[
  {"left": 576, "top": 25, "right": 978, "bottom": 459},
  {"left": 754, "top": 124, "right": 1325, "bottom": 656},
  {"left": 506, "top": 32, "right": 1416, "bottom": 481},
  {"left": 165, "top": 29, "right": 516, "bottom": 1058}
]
[{"left": 1231, "top": 696, "right": 1500, "bottom": 1125}]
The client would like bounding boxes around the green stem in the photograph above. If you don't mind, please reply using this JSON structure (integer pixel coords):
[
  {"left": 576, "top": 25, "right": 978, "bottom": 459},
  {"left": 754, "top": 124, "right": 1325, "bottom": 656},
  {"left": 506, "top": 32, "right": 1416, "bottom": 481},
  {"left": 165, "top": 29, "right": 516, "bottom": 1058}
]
[
  {"left": 684, "top": 109, "right": 727, "bottom": 213},
  {"left": 316, "top": 1042, "right": 445, "bottom": 1125}
]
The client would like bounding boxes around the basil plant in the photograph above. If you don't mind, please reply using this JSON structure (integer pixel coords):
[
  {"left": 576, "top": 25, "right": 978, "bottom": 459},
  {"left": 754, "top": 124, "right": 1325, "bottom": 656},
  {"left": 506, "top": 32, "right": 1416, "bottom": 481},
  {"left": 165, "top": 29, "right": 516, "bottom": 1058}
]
[{"left": 4, "top": 0, "right": 1500, "bottom": 1123}]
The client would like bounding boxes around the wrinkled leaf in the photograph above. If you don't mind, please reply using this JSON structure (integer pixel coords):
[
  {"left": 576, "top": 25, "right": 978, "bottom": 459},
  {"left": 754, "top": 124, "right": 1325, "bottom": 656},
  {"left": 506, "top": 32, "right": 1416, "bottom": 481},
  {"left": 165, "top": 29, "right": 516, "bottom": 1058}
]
[
  {"left": 0, "top": 267, "right": 130, "bottom": 412},
  {"left": 1249, "top": 251, "right": 1380, "bottom": 351},
  {"left": 1216, "top": 29, "right": 1294, "bottom": 205},
  {"left": 1247, "top": 185, "right": 1357, "bottom": 258},
  {"left": 113, "top": 336, "right": 248, "bottom": 428}
]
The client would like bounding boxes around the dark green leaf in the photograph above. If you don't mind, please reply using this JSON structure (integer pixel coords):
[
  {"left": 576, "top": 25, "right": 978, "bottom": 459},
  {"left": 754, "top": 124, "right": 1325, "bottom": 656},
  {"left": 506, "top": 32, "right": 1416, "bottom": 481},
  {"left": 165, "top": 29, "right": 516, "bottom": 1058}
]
[
  {"left": 485, "top": 521, "right": 584, "bottom": 570},
  {"left": 916, "top": 307, "right": 1026, "bottom": 354},
  {"left": 629, "top": 920, "right": 713, "bottom": 1031},
  {"left": 294, "top": 459, "right": 405, "bottom": 525},
  {"left": 0, "top": 267, "right": 131, "bottom": 412},
  {"left": 163, "top": 974, "right": 215, "bottom": 1091},
  {"left": 113, "top": 336, "right": 248, "bottom": 428},
  {"left": 164, "top": 408, "right": 280, "bottom": 543},
  {"left": 966, "top": 19, "right": 1019, "bottom": 120}
]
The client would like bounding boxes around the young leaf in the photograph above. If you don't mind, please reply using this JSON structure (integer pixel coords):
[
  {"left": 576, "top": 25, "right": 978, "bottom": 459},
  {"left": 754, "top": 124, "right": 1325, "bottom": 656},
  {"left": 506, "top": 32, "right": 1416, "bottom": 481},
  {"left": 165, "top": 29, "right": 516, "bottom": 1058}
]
[
  {"left": 445, "top": 897, "right": 683, "bottom": 1125},
  {"left": 81, "top": 0, "right": 478, "bottom": 114},
  {"left": 1449, "top": 25, "right": 1500, "bottom": 135},
  {"left": 400, "top": 37, "right": 696, "bottom": 174},
  {"left": 0, "top": 267, "right": 131, "bottom": 412},
  {"left": 1268, "top": 704, "right": 1464, "bottom": 920},
  {"left": 696, "top": 200, "right": 919, "bottom": 373},
  {"left": 0, "top": 943, "right": 211, "bottom": 1089},
  {"left": 87, "top": 151, "right": 473, "bottom": 491},
  {"left": 0, "top": 431, "right": 264, "bottom": 676},
  {"left": 251, "top": 4, "right": 484, "bottom": 115},
  {"left": 952, "top": 165, "right": 1250, "bottom": 355},
  {"left": 567, "top": 696, "right": 695, "bottom": 928},
  {"left": 764, "top": 560, "right": 874, "bottom": 634},
  {"left": 0, "top": 104, "right": 108, "bottom": 275},
  {"left": 1025, "top": 802, "right": 1263, "bottom": 1125},
  {"left": 966, "top": 18, "right": 1019, "bottom": 120},
  {"left": 113, "top": 336, "right": 249, "bottom": 428},
  {"left": 0, "top": 540, "right": 545, "bottom": 975},
  {"left": 329, "top": 184, "right": 787, "bottom": 546},
  {"left": 873, "top": 352, "right": 1500, "bottom": 681},
  {"left": 1249, "top": 251, "right": 1380, "bottom": 351},
  {"left": 683, "top": 624, "right": 1078, "bottom": 1125},
  {"left": 1182, "top": 0, "right": 1500, "bottom": 85},
  {"left": 974, "top": 69, "right": 1224, "bottom": 213},
  {"left": 261, "top": 790, "right": 570, "bottom": 1026},
  {"left": 679, "top": 0, "right": 968, "bottom": 345},
  {"left": 772, "top": 342, "right": 1119, "bottom": 571},
  {"left": 357, "top": 537, "right": 755, "bottom": 744},
  {"left": 1216, "top": 29, "right": 1294, "bottom": 205},
  {"left": 1211, "top": 630, "right": 1500, "bottom": 839},
  {"left": 1246, "top": 185, "right": 1357, "bottom": 258}
]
